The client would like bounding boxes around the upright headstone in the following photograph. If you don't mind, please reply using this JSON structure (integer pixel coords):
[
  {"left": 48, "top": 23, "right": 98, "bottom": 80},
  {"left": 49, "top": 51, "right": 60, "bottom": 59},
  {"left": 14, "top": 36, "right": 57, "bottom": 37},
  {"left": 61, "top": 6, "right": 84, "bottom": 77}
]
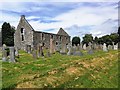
[
  {"left": 72, "top": 44, "right": 77, "bottom": 54},
  {"left": 77, "top": 44, "right": 80, "bottom": 51},
  {"left": 9, "top": 47, "right": 16, "bottom": 62},
  {"left": 50, "top": 38, "right": 55, "bottom": 54},
  {"left": 83, "top": 44, "right": 86, "bottom": 50},
  {"left": 2, "top": 44, "right": 7, "bottom": 62},
  {"left": 114, "top": 43, "right": 118, "bottom": 50},
  {"left": 37, "top": 43, "right": 44, "bottom": 58},
  {"left": 108, "top": 45, "right": 113, "bottom": 50},
  {"left": 27, "top": 45, "right": 31, "bottom": 54},
  {"left": 15, "top": 47, "right": 19, "bottom": 57},
  {"left": 32, "top": 47, "right": 37, "bottom": 59},
  {"left": 103, "top": 43, "right": 108, "bottom": 52},
  {"left": 87, "top": 42, "right": 94, "bottom": 54},
  {"left": 80, "top": 43, "right": 83, "bottom": 50},
  {"left": 67, "top": 43, "right": 72, "bottom": 55},
  {"left": 60, "top": 44, "right": 67, "bottom": 55}
]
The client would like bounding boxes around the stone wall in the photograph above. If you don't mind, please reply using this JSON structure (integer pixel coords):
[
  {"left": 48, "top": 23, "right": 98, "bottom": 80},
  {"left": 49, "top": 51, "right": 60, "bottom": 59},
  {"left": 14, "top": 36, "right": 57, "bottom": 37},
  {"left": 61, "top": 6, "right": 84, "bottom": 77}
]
[
  {"left": 33, "top": 31, "right": 70, "bottom": 49},
  {"left": 14, "top": 15, "right": 34, "bottom": 50}
]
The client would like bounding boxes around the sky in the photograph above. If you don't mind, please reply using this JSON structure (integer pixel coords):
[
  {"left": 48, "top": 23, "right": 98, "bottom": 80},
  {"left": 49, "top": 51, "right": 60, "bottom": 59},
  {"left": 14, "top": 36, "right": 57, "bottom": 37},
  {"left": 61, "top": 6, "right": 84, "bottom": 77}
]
[{"left": 0, "top": 0, "right": 119, "bottom": 40}]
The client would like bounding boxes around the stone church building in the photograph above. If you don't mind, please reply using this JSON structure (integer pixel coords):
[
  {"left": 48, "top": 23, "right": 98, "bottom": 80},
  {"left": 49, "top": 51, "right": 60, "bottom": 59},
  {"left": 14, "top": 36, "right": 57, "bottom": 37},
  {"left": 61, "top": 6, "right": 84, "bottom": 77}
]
[{"left": 14, "top": 15, "right": 70, "bottom": 52}]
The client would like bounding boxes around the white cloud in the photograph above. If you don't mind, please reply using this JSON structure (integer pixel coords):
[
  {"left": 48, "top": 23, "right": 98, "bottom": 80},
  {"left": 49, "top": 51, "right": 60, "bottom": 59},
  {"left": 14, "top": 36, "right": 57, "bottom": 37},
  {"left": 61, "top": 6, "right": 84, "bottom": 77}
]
[
  {"left": 28, "top": 2, "right": 118, "bottom": 38},
  {"left": 0, "top": 2, "right": 118, "bottom": 39}
]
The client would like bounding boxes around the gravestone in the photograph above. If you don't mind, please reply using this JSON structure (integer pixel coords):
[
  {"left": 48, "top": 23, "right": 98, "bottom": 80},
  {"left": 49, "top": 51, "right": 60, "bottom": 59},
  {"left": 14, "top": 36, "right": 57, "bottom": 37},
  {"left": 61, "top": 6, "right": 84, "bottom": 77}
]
[
  {"left": 114, "top": 43, "right": 118, "bottom": 50},
  {"left": 93, "top": 43, "right": 98, "bottom": 50},
  {"left": 73, "top": 51, "right": 83, "bottom": 56},
  {"left": 98, "top": 44, "right": 103, "bottom": 50},
  {"left": 72, "top": 44, "right": 77, "bottom": 54},
  {"left": 2, "top": 44, "right": 7, "bottom": 62},
  {"left": 87, "top": 42, "right": 94, "bottom": 54},
  {"left": 108, "top": 45, "right": 113, "bottom": 50},
  {"left": 83, "top": 44, "right": 86, "bottom": 50},
  {"left": 50, "top": 38, "right": 55, "bottom": 54},
  {"left": 37, "top": 43, "right": 44, "bottom": 57},
  {"left": 15, "top": 47, "right": 19, "bottom": 57},
  {"left": 67, "top": 43, "right": 72, "bottom": 55},
  {"left": 9, "top": 47, "right": 16, "bottom": 62},
  {"left": 60, "top": 44, "right": 67, "bottom": 55},
  {"left": 27, "top": 45, "right": 31, "bottom": 54},
  {"left": 80, "top": 43, "right": 83, "bottom": 50},
  {"left": 103, "top": 43, "right": 108, "bottom": 52},
  {"left": 32, "top": 47, "right": 37, "bottom": 59},
  {"left": 77, "top": 44, "right": 80, "bottom": 51}
]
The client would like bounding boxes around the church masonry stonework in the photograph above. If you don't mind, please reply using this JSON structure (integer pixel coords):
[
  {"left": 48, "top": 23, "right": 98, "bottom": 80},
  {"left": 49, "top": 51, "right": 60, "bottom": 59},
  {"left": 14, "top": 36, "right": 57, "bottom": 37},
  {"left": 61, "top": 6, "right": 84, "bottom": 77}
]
[{"left": 14, "top": 15, "right": 70, "bottom": 52}]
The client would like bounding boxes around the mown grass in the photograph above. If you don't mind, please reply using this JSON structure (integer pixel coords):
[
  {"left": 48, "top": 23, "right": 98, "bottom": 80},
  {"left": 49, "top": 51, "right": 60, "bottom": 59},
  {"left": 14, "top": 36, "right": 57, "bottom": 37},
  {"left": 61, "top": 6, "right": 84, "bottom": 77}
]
[{"left": 1, "top": 49, "right": 118, "bottom": 89}]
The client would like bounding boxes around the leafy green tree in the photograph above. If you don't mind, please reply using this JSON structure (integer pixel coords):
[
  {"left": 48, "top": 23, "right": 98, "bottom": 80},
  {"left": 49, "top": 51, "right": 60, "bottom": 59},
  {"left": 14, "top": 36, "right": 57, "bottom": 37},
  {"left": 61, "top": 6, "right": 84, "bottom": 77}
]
[
  {"left": 109, "top": 33, "right": 119, "bottom": 44},
  {"left": 97, "top": 37, "right": 104, "bottom": 44},
  {"left": 72, "top": 36, "right": 80, "bottom": 46},
  {"left": 94, "top": 36, "right": 99, "bottom": 44},
  {"left": 1, "top": 22, "right": 15, "bottom": 46},
  {"left": 82, "top": 34, "right": 93, "bottom": 46},
  {"left": 102, "top": 35, "right": 112, "bottom": 46}
]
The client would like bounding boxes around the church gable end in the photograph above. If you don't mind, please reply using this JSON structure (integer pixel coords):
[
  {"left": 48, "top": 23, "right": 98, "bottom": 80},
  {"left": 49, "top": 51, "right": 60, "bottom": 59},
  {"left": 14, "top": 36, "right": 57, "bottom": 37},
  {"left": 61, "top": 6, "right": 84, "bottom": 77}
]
[{"left": 57, "top": 28, "right": 69, "bottom": 36}]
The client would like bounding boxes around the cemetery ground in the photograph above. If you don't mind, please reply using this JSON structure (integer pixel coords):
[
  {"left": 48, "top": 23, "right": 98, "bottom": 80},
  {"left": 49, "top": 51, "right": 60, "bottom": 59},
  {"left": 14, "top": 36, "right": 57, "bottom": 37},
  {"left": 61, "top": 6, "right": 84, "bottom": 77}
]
[{"left": 1, "top": 50, "right": 118, "bottom": 88}]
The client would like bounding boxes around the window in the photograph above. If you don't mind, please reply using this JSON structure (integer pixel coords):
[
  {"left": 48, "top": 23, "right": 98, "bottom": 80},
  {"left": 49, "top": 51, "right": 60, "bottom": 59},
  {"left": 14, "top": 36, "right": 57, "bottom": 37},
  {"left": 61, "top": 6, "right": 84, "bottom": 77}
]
[
  {"left": 56, "top": 42, "right": 58, "bottom": 45},
  {"left": 22, "top": 35, "right": 24, "bottom": 41},
  {"left": 41, "top": 33, "right": 45, "bottom": 40},
  {"left": 21, "top": 28, "right": 24, "bottom": 33},
  {"left": 60, "top": 36, "right": 61, "bottom": 41}
]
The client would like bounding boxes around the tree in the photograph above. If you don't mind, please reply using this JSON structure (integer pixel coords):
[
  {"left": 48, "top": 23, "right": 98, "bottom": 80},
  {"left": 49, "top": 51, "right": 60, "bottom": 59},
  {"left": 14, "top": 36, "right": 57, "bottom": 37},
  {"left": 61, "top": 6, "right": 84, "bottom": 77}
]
[
  {"left": 82, "top": 34, "right": 93, "bottom": 46},
  {"left": 1, "top": 22, "right": 15, "bottom": 46},
  {"left": 94, "top": 36, "right": 99, "bottom": 44},
  {"left": 109, "top": 33, "right": 119, "bottom": 44},
  {"left": 118, "top": 27, "right": 120, "bottom": 35},
  {"left": 102, "top": 35, "right": 112, "bottom": 46},
  {"left": 72, "top": 36, "right": 80, "bottom": 46}
]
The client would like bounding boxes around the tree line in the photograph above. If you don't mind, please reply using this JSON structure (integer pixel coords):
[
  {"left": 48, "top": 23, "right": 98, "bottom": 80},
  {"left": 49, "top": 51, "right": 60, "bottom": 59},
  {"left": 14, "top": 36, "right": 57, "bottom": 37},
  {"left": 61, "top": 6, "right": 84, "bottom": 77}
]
[{"left": 72, "top": 32, "right": 119, "bottom": 46}]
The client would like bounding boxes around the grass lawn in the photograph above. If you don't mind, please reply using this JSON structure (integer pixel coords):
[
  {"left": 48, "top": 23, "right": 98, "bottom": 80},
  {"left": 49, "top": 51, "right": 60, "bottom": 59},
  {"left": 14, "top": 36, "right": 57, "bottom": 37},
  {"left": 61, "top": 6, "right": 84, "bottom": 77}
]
[{"left": 1, "top": 50, "right": 118, "bottom": 89}]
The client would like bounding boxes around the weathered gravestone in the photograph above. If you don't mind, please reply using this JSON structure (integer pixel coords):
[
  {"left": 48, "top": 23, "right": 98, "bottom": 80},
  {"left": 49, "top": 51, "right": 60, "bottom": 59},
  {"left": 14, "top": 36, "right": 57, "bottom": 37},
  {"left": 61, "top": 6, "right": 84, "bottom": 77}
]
[
  {"left": 72, "top": 44, "right": 83, "bottom": 56},
  {"left": 32, "top": 47, "right": 37, "bottom": 59},
  {"left": 83, "top": 44, "right": 86, "bottom": 50},
  {"left": 103, "top": 43, "right": 108, "bottom": 52},
  {"left": 9, "top": 47, "right": 16, "bottom": 62},
  {"left": 108, "top": 45, "right": 113, "bottom": 50},
  {"left": 37, "top": 43, "right": 44, "bottom": 58},
  {"left": 73, "top": 51, "right": 83, "bottom": 56},
  {"left": 93, "top": 43, "right": 99, "bottom": 50},
  {"left": 27, "top": 45, "right": 31, "bottom": 54},
  {"left": 72, "top": 44, "right": 77, "bottom": 54},
  {"left": 67, "top": 43, "right": 72, "bottom": 55},
  {"left": 15, "top": 47, "right": 19, "bottom": 57},
  {"left": 50, "top": 38, "right": 55, "bottom": 54},
  {"left": 76, "top": 44, "right": 80, "bottom": 51},
  {"left": 2, "top": 44, "right": 7, "bottom": 62},
  {"left": 60, "top": 44, "right": 67, "bottom": 55},
  {"left": 114, "top": 43, "right": 118, "bottom": 50},
  {"left": 87, "top": 42, "right": 94, "bottom": 54}
]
